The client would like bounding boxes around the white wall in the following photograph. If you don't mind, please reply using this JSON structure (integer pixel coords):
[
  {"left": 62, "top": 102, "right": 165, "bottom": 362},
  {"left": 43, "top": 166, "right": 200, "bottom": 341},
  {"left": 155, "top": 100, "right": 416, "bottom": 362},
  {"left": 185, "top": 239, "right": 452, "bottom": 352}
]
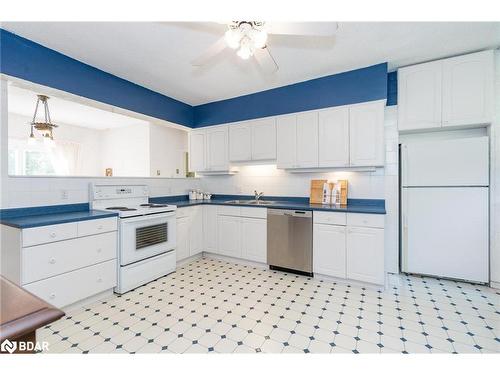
[
  {"left": 100, "top": 124, "right": 150, "bottom": 177},
  {"left": 149, "top": 123, "right": 188, "bottom": 178}
]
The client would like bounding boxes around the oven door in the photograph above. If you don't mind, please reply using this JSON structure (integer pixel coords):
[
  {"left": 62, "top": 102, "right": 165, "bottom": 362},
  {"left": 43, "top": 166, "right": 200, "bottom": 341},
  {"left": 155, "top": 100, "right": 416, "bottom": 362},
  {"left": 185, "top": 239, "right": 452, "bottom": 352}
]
[{"left": 119, "top": 212, "right": 176, "bottom": 266}]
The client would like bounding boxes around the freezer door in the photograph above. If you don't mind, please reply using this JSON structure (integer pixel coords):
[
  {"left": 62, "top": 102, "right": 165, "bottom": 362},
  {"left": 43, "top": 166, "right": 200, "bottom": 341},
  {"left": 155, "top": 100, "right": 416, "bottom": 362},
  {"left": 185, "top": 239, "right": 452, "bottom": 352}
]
[
  {"left": 402, "top": 136, "right": 489, "bottom": 187},
  {"left": 401, "top": 187, "right": 489, "bottom": 283}
]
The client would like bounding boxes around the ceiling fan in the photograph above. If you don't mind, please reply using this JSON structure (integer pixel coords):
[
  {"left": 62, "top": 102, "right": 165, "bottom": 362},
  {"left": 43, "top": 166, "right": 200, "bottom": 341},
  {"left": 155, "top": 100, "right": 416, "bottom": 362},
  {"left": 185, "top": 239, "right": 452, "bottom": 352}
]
[{"left": 191, "top": 22, "right": 339, "bottom": 74}]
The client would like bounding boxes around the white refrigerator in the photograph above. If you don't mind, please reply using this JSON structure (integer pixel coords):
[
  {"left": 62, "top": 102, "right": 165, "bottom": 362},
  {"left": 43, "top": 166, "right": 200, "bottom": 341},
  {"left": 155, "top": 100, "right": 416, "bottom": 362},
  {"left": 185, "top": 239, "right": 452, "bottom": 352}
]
[{"left": 401, "top": 136, "right": 489, "bottom": 283}]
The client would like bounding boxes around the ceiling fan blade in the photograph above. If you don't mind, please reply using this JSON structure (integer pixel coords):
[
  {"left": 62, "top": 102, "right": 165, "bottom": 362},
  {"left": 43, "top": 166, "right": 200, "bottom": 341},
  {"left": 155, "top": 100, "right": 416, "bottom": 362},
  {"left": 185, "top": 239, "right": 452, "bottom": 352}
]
[
  {"left": 254, "top": 47, "right": 279, "bottom": 74},
  {"left": 266, "top": 22, "right": 338, "bottom": 37},
  {"left": 191, "top": 37, "right": 227, "bottom": 66}
]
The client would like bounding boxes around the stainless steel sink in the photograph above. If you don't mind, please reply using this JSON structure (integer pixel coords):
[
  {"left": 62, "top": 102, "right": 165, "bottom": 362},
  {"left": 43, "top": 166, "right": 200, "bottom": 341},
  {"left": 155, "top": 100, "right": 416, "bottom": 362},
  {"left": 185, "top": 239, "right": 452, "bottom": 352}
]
[{"left": 224, "top": 199, "right": 276, "bottom": 205}]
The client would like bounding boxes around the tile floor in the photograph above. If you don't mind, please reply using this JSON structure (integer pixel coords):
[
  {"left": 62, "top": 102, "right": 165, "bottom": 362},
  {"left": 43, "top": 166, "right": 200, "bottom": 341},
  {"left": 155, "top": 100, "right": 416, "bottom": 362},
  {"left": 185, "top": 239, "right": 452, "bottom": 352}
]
[{"left": 38, "top": 257, "right": 499, "bottom": 354}]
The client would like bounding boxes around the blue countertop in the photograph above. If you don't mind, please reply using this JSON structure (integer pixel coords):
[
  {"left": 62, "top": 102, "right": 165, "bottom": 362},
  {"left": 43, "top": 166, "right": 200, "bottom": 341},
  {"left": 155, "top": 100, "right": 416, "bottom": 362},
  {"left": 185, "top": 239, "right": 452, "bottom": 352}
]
[
  {"left": 0, "top": 203, "right": 118, "bottom": 229},
  {"left": 151, "top": 195, "right": 386, "bottom": 215}
]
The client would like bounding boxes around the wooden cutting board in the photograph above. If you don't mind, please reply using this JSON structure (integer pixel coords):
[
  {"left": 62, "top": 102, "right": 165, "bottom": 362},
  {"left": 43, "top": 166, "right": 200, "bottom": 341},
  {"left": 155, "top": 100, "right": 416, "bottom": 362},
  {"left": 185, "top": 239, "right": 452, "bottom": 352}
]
[{"left": 310, "top": 179, "right": 328, "bottom": 204}]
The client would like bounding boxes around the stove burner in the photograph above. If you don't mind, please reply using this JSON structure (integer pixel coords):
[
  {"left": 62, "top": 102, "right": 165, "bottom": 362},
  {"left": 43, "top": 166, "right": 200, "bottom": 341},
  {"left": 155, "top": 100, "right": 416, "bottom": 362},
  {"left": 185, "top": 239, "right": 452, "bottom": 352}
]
[
  {"left": 106, "top": 206, "right": 137, "bottom": 211},
  {"left": 140, "top": 203, "right": 169, "bottom": 208}
]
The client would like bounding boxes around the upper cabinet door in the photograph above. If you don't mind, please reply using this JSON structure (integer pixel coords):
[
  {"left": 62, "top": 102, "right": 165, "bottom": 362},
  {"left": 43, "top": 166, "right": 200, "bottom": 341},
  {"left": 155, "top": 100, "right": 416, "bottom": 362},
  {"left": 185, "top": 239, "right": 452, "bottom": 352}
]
[
  {"left": 442, "top": 50, "right": 494, "bottom": 127},
  {"left": 229, "top": 122, "right": 252, "bottom": 162},
  {"left": 349, "top": 101, "right": 385, "bottom": 167},
  {"left": 296, "top": 112, "right": 319, "bottom": 168},
  {"left": 276, "top": 115, "right": 297, "bottom": 169},
  {"left": 251, "top": 118, "right": 277, "bottom": 161},
  {"left": 189, "top": 130, "right": 206, "bottom": 172},
  {"left": 398, "top": 60, "right": 442, "bottom": 131},
  {"left": 318, "top": 107, "right": 349, "bottom": 167},
  {"left": 206, "top": 126, "right": 229, "bottom": 171}
]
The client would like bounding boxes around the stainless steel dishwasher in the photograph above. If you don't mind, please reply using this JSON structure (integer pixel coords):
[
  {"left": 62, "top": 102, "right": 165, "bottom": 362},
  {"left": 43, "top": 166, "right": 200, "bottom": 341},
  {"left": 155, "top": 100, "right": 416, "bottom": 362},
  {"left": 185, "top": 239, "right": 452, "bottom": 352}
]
[{"left": 267, "top": 209, "right": 313, "bottom": 276}]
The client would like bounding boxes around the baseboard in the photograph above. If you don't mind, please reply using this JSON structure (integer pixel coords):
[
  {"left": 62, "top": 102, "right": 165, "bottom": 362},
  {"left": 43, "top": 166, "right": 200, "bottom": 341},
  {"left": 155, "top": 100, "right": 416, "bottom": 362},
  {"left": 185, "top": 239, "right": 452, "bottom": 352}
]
[
  {"left": 63, "top": 289, "right": 114, "bottom": 313},
  {"left": 314, "top": 272, "right": 385, "bottom": 291},
  {"left": 490, "top": 281, "right": 500, "bottom": 290},
  {"left": 176, "top": 253, "right": 203, "bottom": 267},
  {"left": 202, "top": 252, "right": 268, "bottom": 269}
]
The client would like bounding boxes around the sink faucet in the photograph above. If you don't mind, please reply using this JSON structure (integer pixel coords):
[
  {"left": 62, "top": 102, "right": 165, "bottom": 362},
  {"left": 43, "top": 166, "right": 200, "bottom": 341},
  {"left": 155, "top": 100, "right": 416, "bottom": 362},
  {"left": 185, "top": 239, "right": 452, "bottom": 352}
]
[{"left": 254, "top": 190, "right": 264, "bottom": 201}]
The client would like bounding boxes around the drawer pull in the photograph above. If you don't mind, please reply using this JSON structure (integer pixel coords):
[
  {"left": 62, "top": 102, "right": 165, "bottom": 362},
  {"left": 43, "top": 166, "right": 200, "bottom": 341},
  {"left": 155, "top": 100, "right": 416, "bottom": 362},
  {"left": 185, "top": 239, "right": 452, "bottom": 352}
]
[
  {"left": 49, "top": 293, "right": 56, "bottom": 299},
  {"left": 49, "top": 258, "right": 56, "bottom": 264},
  {"left": 50, "top": 232, "right": 57, "bottom": 238},
  {"left": 97, "top": 225, "right": 103, "bottom": 230}
]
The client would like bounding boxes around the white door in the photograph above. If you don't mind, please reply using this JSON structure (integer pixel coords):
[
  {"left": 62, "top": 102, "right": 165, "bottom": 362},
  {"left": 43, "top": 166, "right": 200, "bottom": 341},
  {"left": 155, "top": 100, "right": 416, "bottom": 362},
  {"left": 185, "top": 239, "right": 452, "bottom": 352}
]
[
  {"left": 189, "top": 206, "right": 203, "bottom": 256},
  {"left": 241, "top": 218, "right": 267, "bottom": 263},
  {"left": 402, "top": 187, "right": 489, "bottom": 283},
  {"left": 398, "top": 60, "right": 442, "bottom": 131},
  {"left": 276, "top": 115, "right": 296, "bottom": 169},
  {"left": 349, "top": 101, "right": 385, "bottom": 167},
  {"left": 318, "top": 107, "right": 349, "bottom": 167},
  {"left": 176, "top": 216, "right": 190, "bottom": 261},
  {"left": 217, "top": 215, "right": 241, "bottom": 258},
  {"left": 346, "top": 226, "right": 384, "bottom": 285},
  {"left": 252, "top": 118, "right": 277, "bottom": 160},
  {"left": 229, "top": 122, "right": 252, "bottom": 162},
  {"left": 313, "top": 224, "right": 346, "bottom": 278},
  {"left": 402, "top": 137, "right": 489, "bottom": 187},
  {"left": 442, "top": 50, "right": 494, "bottom": 127},
  {"left": 203, "top": 205, "right": 218, "bottom": 254},
  {"left": 206, "top": 126, "right": 229, "bottom": 171},
  {"left": 296, "top": 112, "right": 319, "bottom": 168},
  {"left": 189, "top": 130, "right": 206, "bottom": 172}
]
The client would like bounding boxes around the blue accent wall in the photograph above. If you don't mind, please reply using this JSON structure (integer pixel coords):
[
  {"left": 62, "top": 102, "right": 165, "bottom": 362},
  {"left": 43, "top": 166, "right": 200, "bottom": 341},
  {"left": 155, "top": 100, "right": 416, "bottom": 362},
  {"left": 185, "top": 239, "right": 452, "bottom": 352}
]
[
  {"left": 387, "top": 71, "right": 397, "bottom": 106},
  {"left": 0, "top": 28, "right": 194, "bottom": 127},
  {"left": 193, "top": 63, "right": 388, "bottom": 127}
]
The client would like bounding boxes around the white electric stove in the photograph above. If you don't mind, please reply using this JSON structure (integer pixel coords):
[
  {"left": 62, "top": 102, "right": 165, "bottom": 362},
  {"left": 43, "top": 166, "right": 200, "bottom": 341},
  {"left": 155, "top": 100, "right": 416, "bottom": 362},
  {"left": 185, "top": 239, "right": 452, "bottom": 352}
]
[{"left": 90, "top": 184, "right": 177, "bottom": 294}]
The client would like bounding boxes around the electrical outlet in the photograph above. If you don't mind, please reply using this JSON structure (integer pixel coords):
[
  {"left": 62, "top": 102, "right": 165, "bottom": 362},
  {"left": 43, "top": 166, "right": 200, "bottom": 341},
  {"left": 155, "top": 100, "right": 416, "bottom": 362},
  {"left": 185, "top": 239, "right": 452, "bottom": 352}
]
[{"left": 60, "top": 190, "right": 68, "bottom": 200}]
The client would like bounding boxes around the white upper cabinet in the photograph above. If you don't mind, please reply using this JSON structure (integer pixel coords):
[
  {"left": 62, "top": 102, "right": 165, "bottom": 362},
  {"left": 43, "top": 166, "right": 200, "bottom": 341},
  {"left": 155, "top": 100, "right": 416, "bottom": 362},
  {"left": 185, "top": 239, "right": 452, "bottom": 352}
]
[
  {"left": 190, "top": 125, "right": 230, "bottom": 173},
  {"left": 229, "top": 122, "right": 252, "bottom": 162},
  {"left": 276, "top": 114, "right": 297, "bottom": 169},
  {"left": 296, "top": 112, "right": 319, "bottom": 168},
  {"left": 251, "top": 118, "right": 277, "bottom": 160},
  {"left": 442, "top": 50, "right": 494, "bottom": 127},
  {"left": 349, "top": 101, "right": 385, "bottom": 167},
  {"left": 398, "top": 50, "right": 494, "bottom": 132},
  {"left": 398, "top": 60, "right": 442, "bottom": 131},
  {"left": 189, "top": 130, "right": 206, "bottom": 172},
  {"left": 206, "top": 126, "right": 229, "bottom": 171},
  {"left": 318, "top": 107, "right": 350, "bottom": 167}
]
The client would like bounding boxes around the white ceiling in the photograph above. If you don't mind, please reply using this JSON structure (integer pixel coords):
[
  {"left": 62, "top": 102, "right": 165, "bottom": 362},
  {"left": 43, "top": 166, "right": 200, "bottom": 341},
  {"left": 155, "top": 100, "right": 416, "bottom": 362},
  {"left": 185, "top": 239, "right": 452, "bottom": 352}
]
[
  {"left": 2, "top": 22, "right": 500, "bottom": 106},
  {"left": 8, "top": 85, "right": 149, "bottom": 129}
]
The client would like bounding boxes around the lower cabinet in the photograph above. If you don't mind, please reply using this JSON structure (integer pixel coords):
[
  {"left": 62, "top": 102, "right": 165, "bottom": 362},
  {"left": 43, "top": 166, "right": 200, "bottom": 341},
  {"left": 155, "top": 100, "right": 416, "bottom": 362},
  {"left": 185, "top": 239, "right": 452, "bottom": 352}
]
[
  {"left": 176, "top": 206, "right": 203, "bottom": 262},
  {"left": 203, "top": 205, "right": 218, "bottom": 253},
  {"left": 313, "top": 212, "right": 385, "bottom": 285},
  {"left": 313, "top": 224, "right": 346, "bottom": 278},
  {"left": 241, "top": 217, "right": 267, "bottom": 263},
  {"left": 217, "top": 215, "right": 242, "bottom": 258},
  {"left": 346, "top": 226, "right": 385, "bottom": 285}
]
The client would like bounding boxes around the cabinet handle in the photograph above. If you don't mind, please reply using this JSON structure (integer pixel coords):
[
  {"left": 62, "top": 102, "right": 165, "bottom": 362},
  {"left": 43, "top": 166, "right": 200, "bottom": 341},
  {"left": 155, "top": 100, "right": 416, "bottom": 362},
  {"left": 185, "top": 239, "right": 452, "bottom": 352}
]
[
  {"left": 49, "top": 258, "right": 56, "bottom": 264},
  {"left": 50, "top": 232, "right": 57, "bottom": 238},
  {"left": 49, "top": 293, "right": 56, "bottom": 299},
  {"left": 97, "top": 225, "right": 103, "bottom": 230}
]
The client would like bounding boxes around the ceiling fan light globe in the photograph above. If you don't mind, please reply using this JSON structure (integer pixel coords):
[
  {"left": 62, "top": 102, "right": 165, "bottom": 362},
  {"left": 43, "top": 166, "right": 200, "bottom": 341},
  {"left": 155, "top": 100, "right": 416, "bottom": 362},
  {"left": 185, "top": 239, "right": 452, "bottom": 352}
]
[
  {"left": 224, "top": 29, "right": 241, "bottom": 49},
  {"left": 237, "top": 46, "right": 252, "bottom": 60},
  {"left": 252, "top": 30, "right": 267, "bottom": 49}
]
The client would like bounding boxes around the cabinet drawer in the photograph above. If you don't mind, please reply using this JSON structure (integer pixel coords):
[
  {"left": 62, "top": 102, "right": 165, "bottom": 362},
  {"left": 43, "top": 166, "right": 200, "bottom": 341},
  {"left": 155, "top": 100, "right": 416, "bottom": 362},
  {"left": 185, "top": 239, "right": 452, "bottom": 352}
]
[
  {"left": 23, "top": 260, "right": 117, "bottom": 308},
  {"left": 347, "top": 213, "right": 384, "bottom": 228},
  {"left": 217, "top": 206, "right": 241, "bottom": 216},
  {"left": 78, "top": 217, "right": 117, "bottom": 237},
  {"left": 314, "top": 211, "right": 346, "bottom": 225},
  {"left": 240, "top": 207, "right": 267, "bottom": 219},
  {"left": 23, "top": 222, "right": 78, "bottom": 247},
  {"left": 22, "top": 232, "right": 117, "bottom": 284}
]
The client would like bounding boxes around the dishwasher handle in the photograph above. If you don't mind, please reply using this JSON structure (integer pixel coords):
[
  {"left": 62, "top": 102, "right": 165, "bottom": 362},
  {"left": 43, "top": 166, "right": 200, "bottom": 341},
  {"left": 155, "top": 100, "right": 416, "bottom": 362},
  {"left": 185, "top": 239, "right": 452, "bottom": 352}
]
[{"left": 267, "top": 209, "right": 312, "bottom": 218}]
